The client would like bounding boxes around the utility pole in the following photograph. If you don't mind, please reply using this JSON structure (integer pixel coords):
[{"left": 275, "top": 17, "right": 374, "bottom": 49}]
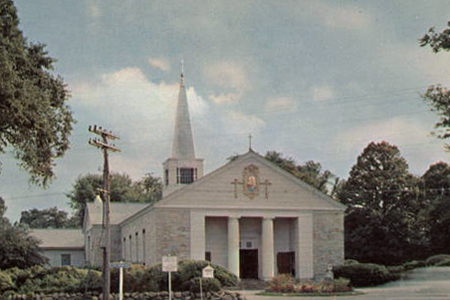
[{"left": 88, "top": 125, "right": 120, "bottom": 300}]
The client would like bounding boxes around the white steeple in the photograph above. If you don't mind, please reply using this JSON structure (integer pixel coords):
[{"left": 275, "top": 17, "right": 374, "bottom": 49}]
[
  {"left": 171, "top": 67, "right": 196, "bottom": 159},
  {"left": 163, "top": 65, "right": 204, "bottom": 196}
]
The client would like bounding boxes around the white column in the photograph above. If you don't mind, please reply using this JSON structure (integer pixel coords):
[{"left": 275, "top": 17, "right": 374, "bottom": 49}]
[
  {"left": 261, "top": 217, "right": 275, "bottom": 280},
  {"left": 228, "top": 217, "right": 240, "bottom": 278},
  {"left": 296, "top": 214, "right": 314, "bottom": 279},
  {"left": 190, "top": 211, "right": 206, "bottom": 260}
]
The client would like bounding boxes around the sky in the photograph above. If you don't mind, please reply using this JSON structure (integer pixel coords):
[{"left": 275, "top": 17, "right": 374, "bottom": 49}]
[{"left": 2, "top": 0, "right": 450, "bottom": 221}]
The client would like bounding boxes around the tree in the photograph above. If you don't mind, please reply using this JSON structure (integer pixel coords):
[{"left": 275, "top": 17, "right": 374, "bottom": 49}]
[
  {"left": 420, "top": 21, "right": 450, "bottom": 149},
  {"left": 421, "top": 162, "right": 450, "bottom": 254},
  {"left": 0, "top": 0, "right": 74, "bottom": 186},
  {"left": 336, "top": 141, "right": 425, "bottom": 264},
  {"left": 20, "top": 207, "right": 78, "bottom": 228},
  {"left": 0, "top": 197, "right": 48, "bottom": 268},
  {"left": 68, "top": 172, "right": 163, "bottom": 226},
  {"left": 264, "top": 151, "right": 336, "bottom": 195}
]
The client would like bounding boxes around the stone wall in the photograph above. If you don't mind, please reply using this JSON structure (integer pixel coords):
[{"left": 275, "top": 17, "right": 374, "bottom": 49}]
[
  {"left": 155, "top": 208, "right": 191, "bottom": 260},
  {"left": 313, "top": 212, "right": 345, "bottom": 277},
  {"left": 5, "top": 291, "right": 244, "bottom": 300}
]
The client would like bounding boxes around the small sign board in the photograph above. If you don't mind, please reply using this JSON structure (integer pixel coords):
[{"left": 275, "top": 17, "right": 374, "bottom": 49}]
[
  {"left": 162, "top": 256, "right": 178, "bottom": 272},
  {"left": 110, "top": 262, "right": 131, "bottom": 268},
  {"left": 202, "top": 265, "right": 214, "bottom": 278}
]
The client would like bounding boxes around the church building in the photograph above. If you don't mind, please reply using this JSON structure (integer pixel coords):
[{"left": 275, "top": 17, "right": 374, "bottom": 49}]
[{"left": 49, "top": 70, "right": 346, "bottom": 280}]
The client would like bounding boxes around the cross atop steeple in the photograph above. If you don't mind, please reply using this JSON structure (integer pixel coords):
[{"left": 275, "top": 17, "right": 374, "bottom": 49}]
[{"left": 248, "top": 133, "right": 253, "bottom": 151}]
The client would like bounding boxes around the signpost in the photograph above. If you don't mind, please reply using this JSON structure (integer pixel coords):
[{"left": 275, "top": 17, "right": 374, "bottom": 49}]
[
  {"left": 111, "top": 262, "right": 131, "bottom": 300},
  {"left": 200, "top": 265, "right": 214, "bottom": 300},
  {"left": 162, "top": 256, "right": 178, "bottom": 300}
]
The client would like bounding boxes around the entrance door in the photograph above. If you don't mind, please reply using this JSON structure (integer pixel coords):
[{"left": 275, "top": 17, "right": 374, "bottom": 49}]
[
  {"left": 240, "top": 249, "right": 259, "bottom": 279},
  {"left": 277, "top": 251, "right": 295, "bottom": 276}
]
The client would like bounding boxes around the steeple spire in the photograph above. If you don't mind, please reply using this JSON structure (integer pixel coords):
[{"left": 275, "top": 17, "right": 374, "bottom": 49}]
[
  {"left": 163, "top": 64, "right": 204, "bottom": 196},
  {"left": 171, "top": 63, "right": 196, "bottom": 159}
]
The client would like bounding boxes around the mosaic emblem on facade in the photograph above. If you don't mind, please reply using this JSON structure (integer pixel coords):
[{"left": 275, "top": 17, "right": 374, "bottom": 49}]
[{"left": 243, "top": 164, "right": 260, "bottom": 199}]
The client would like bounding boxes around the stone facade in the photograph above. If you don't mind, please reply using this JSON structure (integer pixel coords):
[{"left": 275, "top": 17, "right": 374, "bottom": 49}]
[{"left": 313, "top": 212, "right": 345, "bottom": 276}]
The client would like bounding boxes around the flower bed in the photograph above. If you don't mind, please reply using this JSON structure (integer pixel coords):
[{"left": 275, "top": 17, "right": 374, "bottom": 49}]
[{"left": 264, "top": 274, "right": 354, "bottom": 295}]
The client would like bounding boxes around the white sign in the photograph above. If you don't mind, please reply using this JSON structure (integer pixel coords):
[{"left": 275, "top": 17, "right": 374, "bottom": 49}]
[
  {"left": 110, "top": 262, "right": 131, "bottom": 268},
  {"left": 202, "top": 265, "right": 214, "bottom": 278},
  {"left": 162, "top": 256, "right": 178, "bottom": 272}
]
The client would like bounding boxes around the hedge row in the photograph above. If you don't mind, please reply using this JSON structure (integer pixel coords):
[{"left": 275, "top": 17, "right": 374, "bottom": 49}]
[
  {"left": 334, "top": 254, "right": 450, "bottom": 287},
  {"left": 0, "top": 260, "right": 238, "bottom": 295}
]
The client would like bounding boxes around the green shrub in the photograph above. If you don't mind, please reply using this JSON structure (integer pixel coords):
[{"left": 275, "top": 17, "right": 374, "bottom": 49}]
[
  {"left": 177, "top": 260, "right": 238, "bottom": 288},
  {"left": 344, "top": 259, "right": 359, "bottom": 265},
  {"left": 426, "top": 254, "right": 450, "bottom": 266},
  {"left": 333, "top": 263, "right": 400, "bottom": 287},
  {"left": 0, "top": 271, "right": 15, "bottom": 293},
  {"left": 111, "top": 260, "right": 237, "bottom": 293},
  {"left": 403, "top": 260, "right": 426, "bottom": 270},
  {"left": 387, "top": 265, "right": 405, "bottom": 275},
  {"left": 184, "top": 278, "right": 221, "bottom": 293},
  {"left": 435, "top": 258, "right": 450, "bottom": 266}
]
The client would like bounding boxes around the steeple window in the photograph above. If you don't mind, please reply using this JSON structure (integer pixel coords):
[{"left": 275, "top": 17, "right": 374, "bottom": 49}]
[{"left": 177, "top": 167, "right": 197, "bottom": 184}]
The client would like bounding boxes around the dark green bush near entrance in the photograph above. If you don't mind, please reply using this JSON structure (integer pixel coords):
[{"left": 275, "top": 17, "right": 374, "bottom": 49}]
[
  {"left": 333, "top": 263, "right": 400, "bottom": 287},
  {"left": 110, "top": 260, "right": 238, "bottom": 293},
  {"left": 185, "top": 278, "right": 221, "bottom": 293}
]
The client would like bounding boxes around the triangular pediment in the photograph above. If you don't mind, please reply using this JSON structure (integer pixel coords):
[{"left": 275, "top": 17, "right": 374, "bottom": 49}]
[{"left": 156, "top": 151, "right": 345, "bottom": 211}]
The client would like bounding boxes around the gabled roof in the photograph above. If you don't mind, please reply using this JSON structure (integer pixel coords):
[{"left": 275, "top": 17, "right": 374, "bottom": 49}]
[
  {"left": 154, "top": 150, "right": 346, "bottom": 211},
  {"left": 31, "top": 229, "right": 84, "bottom": 249},
  {"left": 85, "top": 201, "right": 149, "bottom": 226}
]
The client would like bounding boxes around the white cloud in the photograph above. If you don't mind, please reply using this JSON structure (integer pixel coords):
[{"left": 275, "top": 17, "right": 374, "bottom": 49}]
[
  {"left": 148, "top": 58, "right": 171, "bottom": 72},
  {"left": 221, "top": 110, "right": 266, "bottom": 137},
  {"left": 205, "top": 61, "right": 249, "bottom": 90},
  {"left": 88, "top": 2, "right": 101, "bottom": 18},
  {"left": 312, "top": 86, "right": 334, "bottom": 102},
  {"left": 209, "top": 92, "right": 242, "bottom": 104},
  {"left": 333, "top": 117, "right": 447, "bottom": 175},
  {"left": 302, "top": 1, "right": 371, "bottom": 31},
  {"left": 377, "top": 43, "right": 450, "bottom": 86},
  {"left": 264, "top": 97, "right": 296, "bottom": 112}
]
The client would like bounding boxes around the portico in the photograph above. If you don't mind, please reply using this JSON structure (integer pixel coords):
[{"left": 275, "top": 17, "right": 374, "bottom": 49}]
[{"left": 191, "top": 209, "right": 315, "bottom": 280}]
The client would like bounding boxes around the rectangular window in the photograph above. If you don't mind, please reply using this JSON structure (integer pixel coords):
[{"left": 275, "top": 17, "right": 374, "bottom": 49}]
[
  {"left": 61, "top": 254, "right": 71, "bottom": 266},
  {"left": 165, "top": 169, "right": 169, "bottom": 186},
  {"left": 135, "top": 232, "right": 139, "bottom": 263},
  {"left": 178, "top": 168, "right": 197, "bottom": 184},
  {"left": 205, "top": 251, "right": 211, "bottom": 262},
  {"left": 142, "top": 229, "right": 146, "bottom": 265}
]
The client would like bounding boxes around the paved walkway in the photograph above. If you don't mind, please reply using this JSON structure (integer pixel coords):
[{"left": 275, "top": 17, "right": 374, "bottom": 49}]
[{"left": 240, "top": 267, "right": 450, "bottom": 300}]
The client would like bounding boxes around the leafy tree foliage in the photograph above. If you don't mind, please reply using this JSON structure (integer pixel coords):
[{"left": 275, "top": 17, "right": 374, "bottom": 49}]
[
  {"left": 264, "top": 151, "right": 336, "bottom": 195},
  {"left": 337, "top": 141, "right": 425, "bottom": 264},
  {"left": 0, "top": 197, "right": 48, "bottom": 268},
  {"left": 19, "top": 207, "right": 78, "bottom": 228},
  {"left": 68, "top": 172, "right": 162, "bottom": 225},
  {"left": 421, "top": 162, "right": 450, "bottom": 254},
  {"left": 420, "top": 21, "right": 450, "bottom": 149},
  {"left": 0, "top": 0, "right": 74, "bottom": 186}
]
